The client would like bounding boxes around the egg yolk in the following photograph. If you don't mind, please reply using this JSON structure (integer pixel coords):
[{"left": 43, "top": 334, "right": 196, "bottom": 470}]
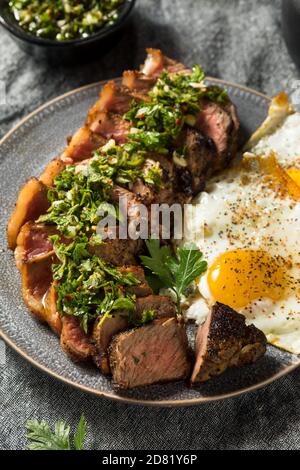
[
  {"left": 286, "top": 168, "right": 300, "bottom": 188},
  {"left": 258, "top": 154, "right": 300, "bottom": 201},
  {"left": 207, "top": 250, "right": 287, "bottom": 309}
]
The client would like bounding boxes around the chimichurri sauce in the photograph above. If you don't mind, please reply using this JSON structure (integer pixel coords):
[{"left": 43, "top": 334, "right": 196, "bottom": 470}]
[{"left": 9, "top": 0, "right": 125, "bottom": 41}]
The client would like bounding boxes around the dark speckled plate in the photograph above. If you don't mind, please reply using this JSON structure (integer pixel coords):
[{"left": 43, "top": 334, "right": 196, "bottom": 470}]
[{"left": 0, "top": 78, "right": 299, "bottom": 406}]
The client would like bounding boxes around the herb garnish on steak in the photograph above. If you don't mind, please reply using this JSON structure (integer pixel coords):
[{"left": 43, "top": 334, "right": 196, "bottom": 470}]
[{"left": 8, "top": 50, "right": 261, "bottom": 390}]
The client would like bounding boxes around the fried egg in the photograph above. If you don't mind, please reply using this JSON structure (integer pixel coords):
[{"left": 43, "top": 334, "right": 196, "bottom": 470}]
[{"left": 183, "top": 93, "right": 300, "bottom": 354}]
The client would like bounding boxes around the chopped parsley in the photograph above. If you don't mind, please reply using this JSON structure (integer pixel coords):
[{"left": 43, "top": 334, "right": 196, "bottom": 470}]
[
  {"left": 49, "top": 234, "right": 138, "bottom": 333},
  {"left": 124, "top": 65, "right": 228, "bottom": 153},
  {"left": 38, "top": 143, "right": 156, "bottom": 237}
]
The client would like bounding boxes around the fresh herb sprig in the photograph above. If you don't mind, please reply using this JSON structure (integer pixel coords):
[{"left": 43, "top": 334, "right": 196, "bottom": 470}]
[
  {"left": 140, "top": 239, "right": 207, "bottom": 311},
  {"left": 26, "top": 414, "right": 87, "bottom": 451}
]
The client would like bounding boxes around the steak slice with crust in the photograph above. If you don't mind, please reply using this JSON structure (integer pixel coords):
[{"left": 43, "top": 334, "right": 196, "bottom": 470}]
[
  {"left": 92, "top": 293, "right": 175, "bottom": 375},
  {"left": 191, "top": 302, "right": 267, "bottom": 384},
  {"left": 117, "top": 266, "right": 153, "bottom": 297},
  {"left": 43, "top": 282, "right": 62, "bottom": 336},
  {"left": 89, "top": 226, "right": 144, "bottom": 266},
  {"left": 109, "top": 317, "right": 190, "bottom": 389},
  {"left": 141, "top": 48, "right": 189, "bottom": 77},
  {"left": 182, "top": 127, "right": 217, "bottom": 195},
  {"left": 93, "top": 312, "right": 129, "bottom": 374},
  {"left": 61, "top": 316, "right": 95, "bottom": 362},
  {"left": 122, "top": 70, "right": 156, "bottom": 93},
  {"left": 135, "top": 295, "right": 176, "bottom": 319},
  {"left": 88, "top": 111, "right": 130, "bottom": 144},
  {"left": 7, "top": 178, "right": 50, "bottom": 250},
  {"left": 195, "top": 98, "right": 239, "bottom": 172}
]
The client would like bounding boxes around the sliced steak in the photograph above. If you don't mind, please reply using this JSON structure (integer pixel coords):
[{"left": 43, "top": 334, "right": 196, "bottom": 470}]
[
  {"left": 43, "top": 282, "right": 62, "bottom": 336},
  {"left": 141, "top": 48, "right": 189, "bottom": 77},
  {"left": 89, "top": 226, "right": 144, "bottom": 266},
  {"left": 110, "top": 186, "right": 150, "bottom": 239},
  {"left": 92, "top": 292, "right": 174, "bottom": 375},
  {"left": 181, "top": 127, "right": 217, "bottom": 195},
  {"left": 88, "top": 111, "right": 130, "bottom": 144},
  {"left": 135, "top": 295, "right": 176, "bottom": 319},
  {"left": 61, "top": 127, "right": 105, "bottom": 163},
  {"left": 118, "top": 266, "right": 153, "bottom": 297},
  {"left": 191, "top": 302, "right": 267, "bottom": 384},
  {"left": 15, "top": 222, "right": 55, "bottom": 268},
  {"left": 39, "top": 158, "right": 66, "bottom": 187},
  {"left": 195, "top": 98, "right": 239, "bottom": 172},
  {"left": 61, "top": 316, "right": 95, "bottom": 362},
  {"left": 93, "top": 312, "right": 129, "bottom": 374},
  {"left": 132, "top": 156, "right": 176, "bottom": 206},
  {"left": 88, "top": 81, "right": 136, "bottom": 120},
  {"left": 109, "top": 317, "right": 190, "bottom": 389},
  {"left": 131, "top": 178, "right": 156, "bottom": 205},
  {"left": 7, "top": 178, "right": 50, "bottom": 250},
  {"left": 122, "top": 70, "right": 156, "bottom": 93},
  {"left": 21, "top": 256, "right": 53, "bottom": 323}
]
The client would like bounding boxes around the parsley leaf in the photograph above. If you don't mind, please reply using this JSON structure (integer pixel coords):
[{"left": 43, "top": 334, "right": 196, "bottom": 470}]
[
  {"left": 170, "top": 246, "right": 208, "bottom": 299},
  {"left": 140, "top": 239, "right": 207, "bottom": 311},
  {"left": 73, "top": 415, "right": 87, "bottom": 451},
  {"left": 26, "top": 420, "right": 70, "bottom": 450},
  {"left": 26, "top": 415, "right": 87, "bottom": 451},
  {"left": 140, "top": 239, "right": 174, "bottom": 289}
]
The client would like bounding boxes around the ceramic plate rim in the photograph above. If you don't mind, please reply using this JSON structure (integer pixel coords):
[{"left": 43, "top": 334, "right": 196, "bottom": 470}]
[{"left": 1, "top": 77, "right": 299, "bottom": 407}]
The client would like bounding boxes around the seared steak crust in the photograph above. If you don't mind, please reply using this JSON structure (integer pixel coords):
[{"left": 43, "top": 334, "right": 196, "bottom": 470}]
[
  {"left": 183, "top": 128, "right": 217, "bottom": 195},
  {"left": 61, "top": 316, "right": 95, "bottom": 362},
  {"left": 109, "top": 318, "right": 191, "bottom": 389},
  {"left": 191, "top": 302, "right": 267, "bottom": 383},
  {"left": 93, "top": 313, "right": 129, "bottom": 374},
  {"left": 118, "top": 266, "right": 153, "bottom": 297},
  {"left": 92, "top": 293, "right": 175, "bottom": 375},
  {"left": 135, "top": 295, "right": 176, "bottom": 319},
  {"left": 196, "top": 98, "right": 239, "bottom": 173}
]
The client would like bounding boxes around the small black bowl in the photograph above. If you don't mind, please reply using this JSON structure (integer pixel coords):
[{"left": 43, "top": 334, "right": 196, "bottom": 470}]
[{"left": 0, "top": 0, "right": 136, "bottom": 62}]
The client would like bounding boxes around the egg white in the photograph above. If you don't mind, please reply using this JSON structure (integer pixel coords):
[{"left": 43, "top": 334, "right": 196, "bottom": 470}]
[
  {"left": 183, "top": 96, "right": 300, "bottom": 354},
  {"left": 248, "top": 112, "right": 300, "bottom": 169}
]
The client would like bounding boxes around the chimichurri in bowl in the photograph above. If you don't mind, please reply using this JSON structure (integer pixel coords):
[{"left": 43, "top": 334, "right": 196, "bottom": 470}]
[
  {"left": 9, "top": 0, "right": 125, "bottom": 41},
  {"left": 0, "top": 0, "right": 135, "bottom": 61}
]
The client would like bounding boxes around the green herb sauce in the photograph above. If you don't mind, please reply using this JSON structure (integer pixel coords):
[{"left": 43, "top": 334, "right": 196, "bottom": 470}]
[
  {"left": 38, "top": 67, "right": 226, "bottom": 330},
  {"left": 9, "top": 0, "right": 125, "bottom": 41}
]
